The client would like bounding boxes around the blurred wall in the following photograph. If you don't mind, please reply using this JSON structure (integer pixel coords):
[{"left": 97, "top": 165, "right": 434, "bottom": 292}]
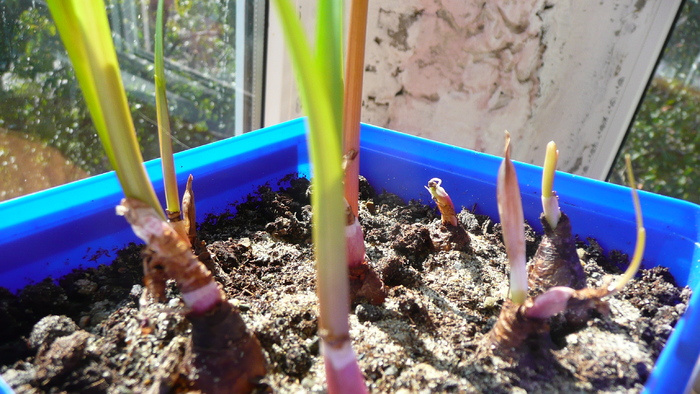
[{"left": 265, "top": 0, "right": 680, "bottom": 179}]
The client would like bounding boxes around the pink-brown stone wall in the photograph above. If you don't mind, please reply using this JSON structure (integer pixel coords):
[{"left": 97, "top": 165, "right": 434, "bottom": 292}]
[{"left": 363, "top": 0, "right": 546, "bottom": 156}]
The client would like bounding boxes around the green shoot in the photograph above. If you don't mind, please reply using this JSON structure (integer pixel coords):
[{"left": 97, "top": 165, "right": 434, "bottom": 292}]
[
  {"left": 271, "top": 0, "right": 346, "bottom": 344},
  {"left": 497, "top": 132, "right": 528, "bottom": 305},
  {"left": 49, "top": 3, "right": 267, "bottom": 388},
  {"left": 315, "top": 0, "right": 344, "bottom": 137},
  {"left": 541, "top": 141, "right": 561, "bottom": 229},
  {"left": 154, "top": 0, "right": 180, "bottom": 222},
  {"left": 271, "top": 0, "right": 366, "bottom": 391},
  {"left": 609, "top": 155, "right": 646, "bottom": 293},
  {"left": 46, "top": 0, "right": 163, "bottom": 218},
  {"left": 343, "top": 0, "right": 369, "bottom": 216}
]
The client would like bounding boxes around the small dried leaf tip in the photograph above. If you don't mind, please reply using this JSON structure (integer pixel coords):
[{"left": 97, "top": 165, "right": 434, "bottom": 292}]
[{"left": 425, "top": 178, "right": 458, "bottom": 226}]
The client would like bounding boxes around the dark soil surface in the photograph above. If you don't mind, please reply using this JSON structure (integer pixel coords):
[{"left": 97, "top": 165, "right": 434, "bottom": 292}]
[{"left": 0, "top": 175, "right": 692, "bottom": 393}]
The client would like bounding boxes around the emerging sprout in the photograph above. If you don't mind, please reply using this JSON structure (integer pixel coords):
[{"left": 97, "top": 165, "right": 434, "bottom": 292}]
[
  {"left": 608, "top": 155, "right": 646, "bottom": 294},
  {"left": 486, "top": 139, "right": 647, "bottom": 358},
  {"left": 182, "top": 174, "right": 197, "bottom": 245},
  {"left": 49, "top": 1, "right": 266, "bottom": 390},
  {"left": 425, "top": 178, "right": 459, "bottom": 227},
  {"left": 496, "top": 132, "right": 528, "bottom": 305},
  {"left": 424, "top": 178, "right": 471, "bottom": 252},
  {"left": 541, "top": 141, "right": 561, "bottom": 229},
  {"left": 529, "top": 141, "right": 587, "bottom": 293}
]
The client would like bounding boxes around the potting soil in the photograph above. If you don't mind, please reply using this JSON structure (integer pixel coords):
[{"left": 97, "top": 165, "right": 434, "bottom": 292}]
[{"left": 0, "top": 175, "right": 691, "bottom": 393}]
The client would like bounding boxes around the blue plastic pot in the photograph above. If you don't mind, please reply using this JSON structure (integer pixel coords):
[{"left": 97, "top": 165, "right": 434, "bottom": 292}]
[{"left": 0, "top": 118, "right": 698, "bottom": 393}]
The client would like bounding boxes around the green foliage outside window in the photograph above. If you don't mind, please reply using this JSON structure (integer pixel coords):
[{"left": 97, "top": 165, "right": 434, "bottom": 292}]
[
  {"left": 609, "top": 0, "right": 700, "bottom": 204},
  {"left": 609, "top": 78, "right": 700, "bottom": 204}
]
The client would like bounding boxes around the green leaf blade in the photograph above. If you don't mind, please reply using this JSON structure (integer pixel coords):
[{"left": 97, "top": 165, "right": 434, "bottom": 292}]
[
  {"left": 155, "top": 0, "right": 180, "bottom": 216},
  {"left": 271, "top": 0, "right": 348, "bottom": 343},
  {"left": 315, "top": 0, "right": 344, "bottom": 141},
  {"left": 47, "top": 0, "right": 163, "bottom": 217}
]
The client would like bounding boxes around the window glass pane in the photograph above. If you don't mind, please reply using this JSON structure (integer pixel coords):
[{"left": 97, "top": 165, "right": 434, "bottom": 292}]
[
  {"left": 609, "top": 0, "right": 700, "bottom": 204},
  {"left": 0, "top": 0, "right": 259, "bottom": 201}
]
